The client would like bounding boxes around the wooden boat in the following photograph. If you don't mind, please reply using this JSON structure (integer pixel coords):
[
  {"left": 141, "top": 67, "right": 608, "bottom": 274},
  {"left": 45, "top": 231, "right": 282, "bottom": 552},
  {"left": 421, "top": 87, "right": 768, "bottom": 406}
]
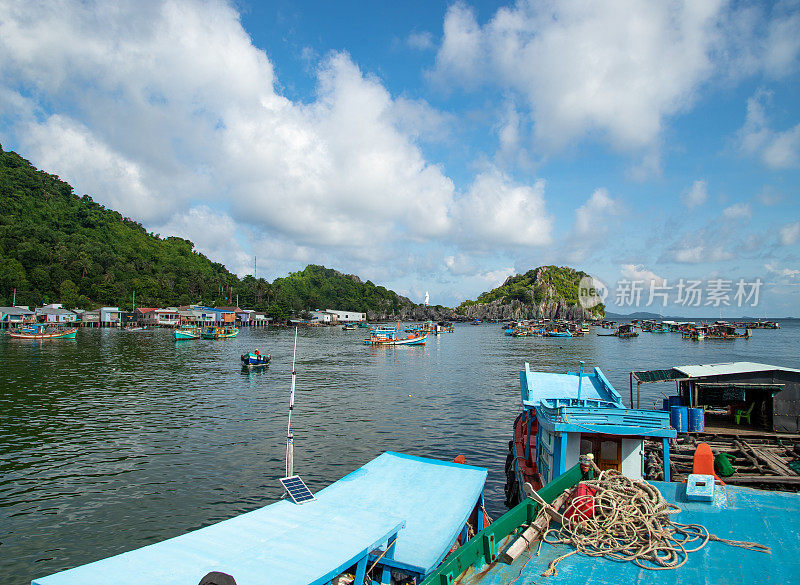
[
  {"left": 201, "top": 326, "right": 239, "bottom": 339},
  {"left": 125, "top": 325, "right": 147, "bottom": 332},
  {"left": 504, "top": 362, "right": 675, "bottom": 506},
  {"left": 364, "top": 325, "right": 427, "bottom": 345},
  {"left": 614, "top": 323, "right": 638, "bottom": 338},
  {"left": 32, "top": 452, "right": 488, "bottom": 585},
  {"left": 9, "top": 324, "right": 78, "bottom": 339},
  {"left": 546, "top": 329, "right": 572, "bottom": 337},
  {"left": 341, "top": 323, "right": 358, "bottom": 330},
  {"left": 424, "top": 460, "right": 797, "bottom": 585},
  {"left": 173, "top": 325, "right": 200, "bottom": 340},
  {"left": 241, "top": 351, "right": 271, "bottom": 369}
]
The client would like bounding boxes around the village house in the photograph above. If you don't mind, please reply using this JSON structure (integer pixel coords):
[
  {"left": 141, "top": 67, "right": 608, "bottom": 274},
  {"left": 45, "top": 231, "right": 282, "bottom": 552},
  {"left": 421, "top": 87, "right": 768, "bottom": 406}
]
[
  {"left": 35, "top": 304, "right": 77, "bottom": 323},
  {"left": 99, "top": 307, "right": 121, "bottom": 327},
  {"left": 0, "top": 306, "right": 36, "bottom": 328}
]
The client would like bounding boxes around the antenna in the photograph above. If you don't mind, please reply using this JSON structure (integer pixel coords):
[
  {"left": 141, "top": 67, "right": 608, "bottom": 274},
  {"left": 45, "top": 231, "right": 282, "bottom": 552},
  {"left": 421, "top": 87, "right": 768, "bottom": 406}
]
[{"left": 285, "top": 326, "right": 298, "bottom": 477}]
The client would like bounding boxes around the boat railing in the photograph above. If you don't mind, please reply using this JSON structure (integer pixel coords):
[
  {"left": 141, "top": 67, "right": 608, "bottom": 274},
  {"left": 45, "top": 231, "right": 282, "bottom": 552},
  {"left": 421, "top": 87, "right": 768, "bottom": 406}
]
[
  {"left": 536, "top": 403, "right": 673, "bottom": 430},
  {"left": 419, "top": 464, "right": 584, "bottom": 585}
]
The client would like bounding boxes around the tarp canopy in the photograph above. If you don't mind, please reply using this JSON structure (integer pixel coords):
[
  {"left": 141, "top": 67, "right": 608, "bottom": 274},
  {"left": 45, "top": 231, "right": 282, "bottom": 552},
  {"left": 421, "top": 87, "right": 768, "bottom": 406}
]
[{"left": 632, "top": 369, "right": 685, "bottom": 384}]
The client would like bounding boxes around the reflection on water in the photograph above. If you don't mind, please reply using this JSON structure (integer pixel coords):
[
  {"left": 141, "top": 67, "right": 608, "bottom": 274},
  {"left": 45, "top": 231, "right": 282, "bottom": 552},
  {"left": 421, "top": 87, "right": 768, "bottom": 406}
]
[{"left": 1, "top": 322, "right": 798, "bottom": 583}]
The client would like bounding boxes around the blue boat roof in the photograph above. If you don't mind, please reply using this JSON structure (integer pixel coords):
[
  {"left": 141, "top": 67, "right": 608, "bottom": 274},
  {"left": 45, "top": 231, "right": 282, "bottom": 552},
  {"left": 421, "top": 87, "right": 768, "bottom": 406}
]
[
  {"left": 520, "top": 362, "right": 623, "bottom": 410},
  {"left": 32, "top": 452, "right": 487, "bottom": 585},
  {"left": 460, "top": 482, "right": 800, "bottom": 585}
]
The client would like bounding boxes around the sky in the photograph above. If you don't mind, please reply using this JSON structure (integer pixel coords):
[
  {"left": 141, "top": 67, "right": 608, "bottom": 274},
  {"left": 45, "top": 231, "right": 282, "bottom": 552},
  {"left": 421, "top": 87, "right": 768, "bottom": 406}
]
[{"left": 1, "top": 0, "right": 799, "bottom": 316}]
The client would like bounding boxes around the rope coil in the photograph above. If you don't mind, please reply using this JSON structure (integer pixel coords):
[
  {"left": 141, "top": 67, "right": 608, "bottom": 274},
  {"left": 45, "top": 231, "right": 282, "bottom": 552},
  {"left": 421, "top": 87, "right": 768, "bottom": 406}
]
[{"left": 539, "top": 470, "right": 770, "bottom": 576}]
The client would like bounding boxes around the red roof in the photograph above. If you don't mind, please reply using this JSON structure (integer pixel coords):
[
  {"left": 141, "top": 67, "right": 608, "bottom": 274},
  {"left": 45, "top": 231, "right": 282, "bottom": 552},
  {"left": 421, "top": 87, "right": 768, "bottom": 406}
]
[{"left": 136, "top": 308, "right": 157, "bottom": 314}]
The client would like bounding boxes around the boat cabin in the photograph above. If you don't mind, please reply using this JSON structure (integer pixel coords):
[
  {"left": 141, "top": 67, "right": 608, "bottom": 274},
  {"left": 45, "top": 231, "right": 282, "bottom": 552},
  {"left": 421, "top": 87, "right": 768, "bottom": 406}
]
[{"left": 517, "top": 363, "right": 676, "bottom": 489}]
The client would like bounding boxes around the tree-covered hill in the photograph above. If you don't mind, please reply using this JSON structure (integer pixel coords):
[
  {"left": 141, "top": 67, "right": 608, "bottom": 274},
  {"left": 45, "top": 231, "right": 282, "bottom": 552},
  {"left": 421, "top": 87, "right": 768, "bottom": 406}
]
[
  {"left": 457, "top": 265, "right": 605, "bottom": 320},
  {"left": 0, "top": 146, "right": 239, "bottom": 309},
  {"left": 0, "top": 147, "right": 420, "bottom": 318}
]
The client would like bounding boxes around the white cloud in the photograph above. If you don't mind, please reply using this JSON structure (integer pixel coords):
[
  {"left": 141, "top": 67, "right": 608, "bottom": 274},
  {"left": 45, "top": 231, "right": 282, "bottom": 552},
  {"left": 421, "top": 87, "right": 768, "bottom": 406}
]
[
  {"left": 620, "top": 264, "right": 666, "bottom": 287},
  {"left": 432, "top": 1, "right": 800, "bottom": 160},
  {"left": 453, "top": 171, "right": 553, "bottom": 248},
  {"left": 672, "top": 245, "right": 734, "bottom": 264},
  {"left": 407, "top": 31, "right": 435, "bottom": 51},
  {"left": 737, "top": 89, "right": 800, "bottom": 169},
  {"left": 566, "top": 188, "right": 623, "bottom": 262},
  {"left": 433, "top": 1, "right": 721, "bottom": 154},
  {"left": 722, "top": 202, "right": 751, "bottom": 220},
  {"left": 779, "top": 221, "right": 800, "bottom": 246},
  {"left": 0, "top": 0, "right": 465, "bottom": 270},
  {"left": 156, "top": 206, "right": 251, "bottom": 275},
  {"left": 682, "top": 179, "right": 708, "bottom": 209},
  {"left": 765, "top": 262, "right": 800, "bottom": 281}
]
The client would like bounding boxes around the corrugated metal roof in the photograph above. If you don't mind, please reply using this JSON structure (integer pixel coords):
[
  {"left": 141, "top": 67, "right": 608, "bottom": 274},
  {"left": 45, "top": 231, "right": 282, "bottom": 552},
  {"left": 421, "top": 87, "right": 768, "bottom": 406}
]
[{"left": 675, "top": 362, "right": 800, "bottom": 378}]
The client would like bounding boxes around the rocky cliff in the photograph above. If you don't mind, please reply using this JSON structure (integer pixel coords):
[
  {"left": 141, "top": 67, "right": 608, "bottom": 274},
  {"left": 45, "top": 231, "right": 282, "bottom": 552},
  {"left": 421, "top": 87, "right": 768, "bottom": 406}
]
[{"left": 457, "top": 265, "right": 604, "bottom": 321}]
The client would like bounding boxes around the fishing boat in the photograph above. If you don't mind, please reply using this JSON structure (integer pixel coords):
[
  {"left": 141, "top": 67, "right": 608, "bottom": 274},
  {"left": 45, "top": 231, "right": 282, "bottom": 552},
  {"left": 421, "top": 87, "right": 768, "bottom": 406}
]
[
  {"left": 364, "top": 325, "right": 427, "bottom": 346},
  {"left": 342, "top": 323, "right": 358, "bottom": 330},
  {"left": 9, "top": 324, "right": 78, "bottom": 340},
  {"left": 125, "top": 325, "right": 148, "bottom": 332},
  {"left": 422, "top": 460, "right": 796, "bottom": 585},
  {"left": 241, "top": 351, "right": 271, "bottom": 369},
  {"left": 546, "top": 329, "right": 572, "bottom": 337},
  {"left": 173, "top": 324, "right": 200, "bottom": 340},
  {"left": 201, "top": 325, "right": 239, "bottom": 339},
  {"left": 614, "top": 323, "right": 638, "bottom": 338},
  {"left": 504, "top": 362, "right": 676, "bottom": 506},
  {"left": 31, "top": 451, "right": 488, "bottom": 585}
]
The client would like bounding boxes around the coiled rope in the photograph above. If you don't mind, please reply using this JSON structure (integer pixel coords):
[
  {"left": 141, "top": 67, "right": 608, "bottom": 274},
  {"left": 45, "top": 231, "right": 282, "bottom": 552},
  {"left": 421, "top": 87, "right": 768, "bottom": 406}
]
[{"left": 540, "top": 470, "right": 770, "bottom": 576}]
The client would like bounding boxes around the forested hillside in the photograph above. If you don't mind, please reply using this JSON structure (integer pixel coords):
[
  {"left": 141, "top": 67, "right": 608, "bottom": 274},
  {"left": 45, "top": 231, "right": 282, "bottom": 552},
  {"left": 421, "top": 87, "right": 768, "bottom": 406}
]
[
  {"left": 0, "top": 147, "right": 418, "bottom": 318},
  {"left": 0, "top": 147, "right": 239, "bottom": 309}
]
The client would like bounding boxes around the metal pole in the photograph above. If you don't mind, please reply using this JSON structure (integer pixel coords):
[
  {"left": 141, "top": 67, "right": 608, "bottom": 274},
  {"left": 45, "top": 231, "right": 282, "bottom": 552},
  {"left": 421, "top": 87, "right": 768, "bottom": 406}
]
[
  {"left": 13, "top": 288, "right": 16, "bottom": 306},
  {"left": 577, "top": 361, "right": 584, "bottom": 401},
  {"left": 285, "top": 326, "right": 298, "bottom": 477}
]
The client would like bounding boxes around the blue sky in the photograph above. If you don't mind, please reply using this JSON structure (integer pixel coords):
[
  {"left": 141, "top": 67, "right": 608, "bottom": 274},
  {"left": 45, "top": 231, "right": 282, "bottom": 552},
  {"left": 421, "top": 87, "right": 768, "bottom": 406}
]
[{"left": 1, "top": 0, "right": 799, "bottom": 315}]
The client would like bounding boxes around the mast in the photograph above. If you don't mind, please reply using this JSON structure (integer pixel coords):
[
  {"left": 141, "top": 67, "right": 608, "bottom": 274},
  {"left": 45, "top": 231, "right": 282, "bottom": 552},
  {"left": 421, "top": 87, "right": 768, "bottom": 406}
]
[{"left": 285, "top": 326, "right": 298, "bottom": 477}]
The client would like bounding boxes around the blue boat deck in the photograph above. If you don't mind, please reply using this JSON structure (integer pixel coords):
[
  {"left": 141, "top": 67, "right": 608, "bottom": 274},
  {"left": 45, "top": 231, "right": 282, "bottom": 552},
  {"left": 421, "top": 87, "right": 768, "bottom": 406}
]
[
  {"left": 458, "top": 482, "right": 800, "bottom": 585},
  {"left": 33, "top": 452, "right": 488, "bottom": 585}
]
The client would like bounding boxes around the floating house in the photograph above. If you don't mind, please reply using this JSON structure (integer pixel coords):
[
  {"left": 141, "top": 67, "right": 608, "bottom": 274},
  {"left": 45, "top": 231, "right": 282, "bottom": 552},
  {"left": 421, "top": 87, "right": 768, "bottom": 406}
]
[{"left": 632, "top": 362, "right": 800, "bottom": 433}]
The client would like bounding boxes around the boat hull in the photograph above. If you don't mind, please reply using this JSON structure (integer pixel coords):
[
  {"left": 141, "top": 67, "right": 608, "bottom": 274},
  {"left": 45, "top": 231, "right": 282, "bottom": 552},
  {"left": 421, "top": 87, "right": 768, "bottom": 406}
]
[{"left": 10, "top": 327, "right": 78, "bottom": 339}]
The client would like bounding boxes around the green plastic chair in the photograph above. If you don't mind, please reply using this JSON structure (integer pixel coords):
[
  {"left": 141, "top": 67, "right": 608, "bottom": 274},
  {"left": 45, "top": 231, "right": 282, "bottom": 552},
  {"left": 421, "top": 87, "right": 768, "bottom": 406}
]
[{"left": 735, "top": 402, "right": 755, "bottom": 425}]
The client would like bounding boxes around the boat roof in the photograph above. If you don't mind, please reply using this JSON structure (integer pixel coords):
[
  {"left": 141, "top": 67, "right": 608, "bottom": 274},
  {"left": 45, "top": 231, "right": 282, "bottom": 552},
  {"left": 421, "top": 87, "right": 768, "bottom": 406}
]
[
  {"left": 453, "top": 481, "right": 800, "bottom": 585},
  {"left": 675, "top": 361, "right": 800, "bottom": 377},
  {"left": 32, "top": 452, "right": 487, "bottom": 585},
  {"left": 520, "top": 362, "right": 623, "bottom": 410}
]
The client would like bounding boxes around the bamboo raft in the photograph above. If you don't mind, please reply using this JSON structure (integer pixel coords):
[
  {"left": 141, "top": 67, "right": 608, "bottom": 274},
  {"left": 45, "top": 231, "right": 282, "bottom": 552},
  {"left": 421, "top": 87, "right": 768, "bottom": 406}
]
[{"left": 645, "top": 433, "right": 800, "bottom": 489}]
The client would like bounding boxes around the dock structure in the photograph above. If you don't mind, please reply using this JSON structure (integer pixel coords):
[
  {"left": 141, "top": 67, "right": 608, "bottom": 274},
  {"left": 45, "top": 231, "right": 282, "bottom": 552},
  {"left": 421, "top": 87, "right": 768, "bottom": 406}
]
[{"left": 33, "top": 452, "right": 488, "bottom": 585}]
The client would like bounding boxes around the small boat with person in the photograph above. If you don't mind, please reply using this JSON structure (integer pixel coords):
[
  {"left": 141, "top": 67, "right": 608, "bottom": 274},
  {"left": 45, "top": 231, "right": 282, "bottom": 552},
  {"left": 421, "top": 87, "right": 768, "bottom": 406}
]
[{"left": 241, "top": 351, "right": 271, "bottom": 369}]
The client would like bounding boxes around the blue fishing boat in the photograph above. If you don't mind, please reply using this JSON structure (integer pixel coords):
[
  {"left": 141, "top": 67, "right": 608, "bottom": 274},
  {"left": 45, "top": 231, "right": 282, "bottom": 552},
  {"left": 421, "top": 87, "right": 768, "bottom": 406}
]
[
  {"left": 421, "top": 463, "right": 798, "bottom": 585},
  {"left": 241, "top": 351, "right": 270, "bottom": 369},
  {"left": 365, "top": 325, "right": 427, "bottom": 346},
  {"left": 504, "top": 362, "right": 676, "bottom": 506},
  {"left": 546, "top": 329, "right": 572, "bottom": 337},
  {"left": 32, "top": 452, "right": 488, "bottom": 585}
]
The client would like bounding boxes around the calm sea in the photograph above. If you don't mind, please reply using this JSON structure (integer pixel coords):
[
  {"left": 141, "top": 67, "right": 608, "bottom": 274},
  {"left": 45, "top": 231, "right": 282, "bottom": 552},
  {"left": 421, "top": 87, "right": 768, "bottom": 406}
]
[{"left": 2, "top": 321, "right": 798, "bottom": 583}]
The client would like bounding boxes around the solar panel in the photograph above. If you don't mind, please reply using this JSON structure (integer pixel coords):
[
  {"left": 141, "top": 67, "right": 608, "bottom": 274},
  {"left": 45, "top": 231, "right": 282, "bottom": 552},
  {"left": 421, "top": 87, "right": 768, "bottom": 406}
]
[{"left": 279, "top": 475, "right": 316, "bottom": 504}]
